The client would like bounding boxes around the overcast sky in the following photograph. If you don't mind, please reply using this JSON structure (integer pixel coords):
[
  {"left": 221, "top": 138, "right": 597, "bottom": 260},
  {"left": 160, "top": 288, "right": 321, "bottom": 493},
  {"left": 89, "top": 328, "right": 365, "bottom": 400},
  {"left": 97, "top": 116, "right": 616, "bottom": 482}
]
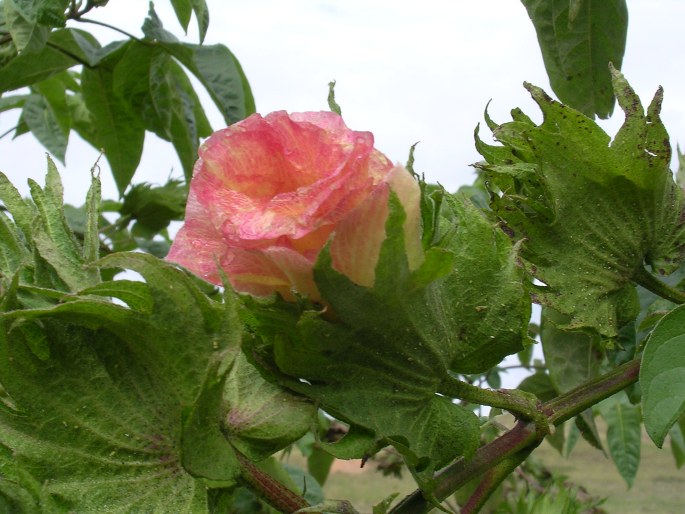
[{"left": 2, "top": 0, "right": 684, "bottom": 205}]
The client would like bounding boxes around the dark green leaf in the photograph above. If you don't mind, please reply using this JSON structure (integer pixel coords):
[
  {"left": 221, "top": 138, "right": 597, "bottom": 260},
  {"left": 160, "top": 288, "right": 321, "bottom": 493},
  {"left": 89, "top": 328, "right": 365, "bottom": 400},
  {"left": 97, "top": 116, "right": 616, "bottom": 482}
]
[
  {"left": 521, "top": 0, "right": 628, "bottom": 118},
  {"left": 599, "top": 395, "right": 641, "bottom": 487},
  {"left": 120, "top": 180, "right": 188, "bottom": 233},
  {"left": 143, "top": 4, "right": 255, "bottom": 124},
  {"left": 82, "top": 60, "right": 145, "bottom": 194},
  {"left": 541, "top": 307, "right": 602, "bottom": 393},
  {"left": 3, "top": 0, "right": 49, "bottom": 52},
  {"left": 21, "top": 92, "right": 68, "bottom": 162},
  {"left": 641, "top": 303, "right": 685, "bottom": 446},
  {"left": 170, "top": 0, "right": 192, "bottom": 31},
  {"left": 0, "top": 35, "right": 75, "bottom": 93},
  {"left": 190, "top": 0, "right": 209, "bottom": 43},
  {"left": 476, "top": 69, "right": 685, "bottom": 337}
]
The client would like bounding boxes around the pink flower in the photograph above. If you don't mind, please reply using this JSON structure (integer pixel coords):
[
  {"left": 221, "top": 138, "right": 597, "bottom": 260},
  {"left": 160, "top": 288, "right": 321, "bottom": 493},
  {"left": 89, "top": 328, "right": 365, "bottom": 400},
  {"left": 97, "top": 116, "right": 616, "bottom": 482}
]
[{"left": 167, "top": 111, "right": 422, "bottom": 301}]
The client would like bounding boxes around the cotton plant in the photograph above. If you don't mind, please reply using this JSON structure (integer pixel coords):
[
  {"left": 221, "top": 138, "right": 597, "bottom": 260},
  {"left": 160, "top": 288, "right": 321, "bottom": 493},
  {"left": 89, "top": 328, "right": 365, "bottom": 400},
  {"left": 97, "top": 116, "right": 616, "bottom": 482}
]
[{"left": 1, "top": 2, "right": 685, "bottom": 514}]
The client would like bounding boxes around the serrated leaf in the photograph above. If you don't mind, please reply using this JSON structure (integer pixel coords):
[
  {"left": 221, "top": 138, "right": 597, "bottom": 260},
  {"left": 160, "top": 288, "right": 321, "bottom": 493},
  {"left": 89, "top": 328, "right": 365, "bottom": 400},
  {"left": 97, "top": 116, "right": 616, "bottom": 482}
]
[
  {"left": 641, "top": 303, "right": 685, "bottom": 446},
  {"left": 0, "top": 252, "right": 243, "bottom": 511},
  {"left": 521, "top": 0, "right": 628, "bottom": 118},
  {"left": 599, "top": 395, "right": 641, "bottom": 487},
  {"left": 476, "top": 68, "right": 685, "bottom": 337},
  {"left": 28, "top": 158, "right": 99, "bottom": 290}
]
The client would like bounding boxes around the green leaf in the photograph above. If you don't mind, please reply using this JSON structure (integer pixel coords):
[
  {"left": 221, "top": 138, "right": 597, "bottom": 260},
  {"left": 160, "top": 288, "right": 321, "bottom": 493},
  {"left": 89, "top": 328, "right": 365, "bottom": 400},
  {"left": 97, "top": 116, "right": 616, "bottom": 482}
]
[
  {"left": 82, "top": 54, "right": 145, "bottom": 194},
  {"left": 476, "top": 68, "right": 685, "bottom": 337},
  {"left": 0, "top": 252, "right": 243, "bottom": 511},
  {"left": 83, "top": 167, "right": 101, "bottom": 264},
  {"left": 143, "top": 4, "right": 255, "bottom": 124},
  {"left": 541, "top": 307, "right": 602, "bottom": 393},
  {"left": 28, "top": 158, "right": 99, "bottom": 290},
  {"left": 120, "top": 180, "right": 188, "bottom": 234},
  {"left": 0, "top": 28, "right": 98, "bottom": 93},
  {"left": 599, "top": 395, "right": 641, "bottom": 487},
  {"left": 248, "top": 194, "right": 529, "bottom": 479},
  {"left": 517, "top": 371, "right": 564, "bottom": 453},
  {"left": 3, "top": 0, "right": 49, "bottom": 52},
  {"left": 641, "top": 303, "right": 685, "bottom": 446},
  {"left": 221, "top": 352, "right": 316, "bottom": 462},
  {"left": 170, "top": 0, "right": 192, "bottom": 31},
  {"left": 148, "top": 54, "right": 208, "bottom": 180},
  {"left": 668, "top": 415, "right": 685, "bottom": 469},
  {"left": 21, "top": 94, "right": 68, "bottom": 163},
  {"left": 521, "top": 0, "right": 628, "bottom": 118},
  {"left": 190, "top": 0, "right": 209, "bottom": 43}
]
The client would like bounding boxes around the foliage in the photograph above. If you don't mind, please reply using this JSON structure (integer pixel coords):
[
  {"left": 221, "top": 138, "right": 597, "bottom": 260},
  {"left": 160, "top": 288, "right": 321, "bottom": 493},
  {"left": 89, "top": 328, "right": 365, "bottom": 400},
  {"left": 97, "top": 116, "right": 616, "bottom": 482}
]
[{"left": 2, "top": 2, "right": 685, "bottom": 514}]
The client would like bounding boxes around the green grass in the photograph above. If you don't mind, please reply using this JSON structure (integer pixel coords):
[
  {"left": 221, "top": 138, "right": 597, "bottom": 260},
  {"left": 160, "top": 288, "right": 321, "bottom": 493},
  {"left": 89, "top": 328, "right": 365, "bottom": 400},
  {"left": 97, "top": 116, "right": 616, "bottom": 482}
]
[{"left": 301, "top": 426, "right": 685, "bottom": 513}]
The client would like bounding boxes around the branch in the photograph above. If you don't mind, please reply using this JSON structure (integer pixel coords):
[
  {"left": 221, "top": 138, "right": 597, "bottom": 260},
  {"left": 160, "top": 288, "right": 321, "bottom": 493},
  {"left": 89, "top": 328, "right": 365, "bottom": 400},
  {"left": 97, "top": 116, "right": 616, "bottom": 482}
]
[
  {"left": 235, "top": 450, "right": 310, "bottom": 513},
  {"left": 633, "top": 266, "right": 685, "bottom": 304},
  {"left": 389, "top": 358, "right": 641, "bottom": 514}
]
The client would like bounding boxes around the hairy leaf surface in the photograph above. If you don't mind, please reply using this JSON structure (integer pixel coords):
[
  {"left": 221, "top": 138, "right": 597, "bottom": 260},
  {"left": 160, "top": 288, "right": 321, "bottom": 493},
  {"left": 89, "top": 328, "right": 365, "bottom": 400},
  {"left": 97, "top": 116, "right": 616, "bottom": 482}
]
[{"left": 477, "top": 68, "right": 685, "bottom": 337}]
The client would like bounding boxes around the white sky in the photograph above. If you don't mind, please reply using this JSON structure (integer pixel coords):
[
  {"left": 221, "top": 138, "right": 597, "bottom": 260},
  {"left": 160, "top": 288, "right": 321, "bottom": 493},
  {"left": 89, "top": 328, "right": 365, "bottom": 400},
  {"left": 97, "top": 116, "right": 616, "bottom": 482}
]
[{"left": 2, "top": 0, "right": 684, "bottom": 204}]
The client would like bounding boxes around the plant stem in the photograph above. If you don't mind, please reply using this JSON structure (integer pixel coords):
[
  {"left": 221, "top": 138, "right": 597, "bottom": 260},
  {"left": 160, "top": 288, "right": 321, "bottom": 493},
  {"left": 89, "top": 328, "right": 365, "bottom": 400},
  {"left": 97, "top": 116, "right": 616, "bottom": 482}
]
[
  {"left": 235, "top": 450, "right": 309, "bottom": 513},
  {"left": 633, "top": 266, "right": 685, "bottom": 304},
  {"left": 389, "top": 358, "right": 641, "bottom": 514},
  {"left": 460, "top": 447, "right": 534, "bottom": 514},
  {"left": 439, "top": 375, "right": 551, "bottom": 436},
  {"left": 544, "top": 358, "right": 640, "bottom": 425},
  {"left": 75, "top": 17, "right": 143, "bottom": 42}
]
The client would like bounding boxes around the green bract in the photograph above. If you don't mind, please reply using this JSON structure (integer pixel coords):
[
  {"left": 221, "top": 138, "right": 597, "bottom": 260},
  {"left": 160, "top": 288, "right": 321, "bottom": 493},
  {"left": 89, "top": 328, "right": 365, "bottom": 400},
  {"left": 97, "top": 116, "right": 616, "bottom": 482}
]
[
  {"left": 476, "top": 67, "right": 685, "bottom": 338},
  {"left": 244, "top": 190, "right": 531, "bottom": 480}
]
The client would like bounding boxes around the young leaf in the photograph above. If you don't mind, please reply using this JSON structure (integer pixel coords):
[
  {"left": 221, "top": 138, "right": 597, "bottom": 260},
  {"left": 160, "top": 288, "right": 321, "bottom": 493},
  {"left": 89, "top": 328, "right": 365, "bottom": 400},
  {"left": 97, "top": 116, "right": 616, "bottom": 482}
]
[
  {"left": 521, "top": 0, "right": 628, "bottom": 118},
  {"left": 599, "top": 395, "right": 641, "bottom": 487},
  {"left": 476, "top": 68, "right": 685, "bottom": 337},
  {"left": 641, "top": 303, "right": 685, "bottom": 446}
]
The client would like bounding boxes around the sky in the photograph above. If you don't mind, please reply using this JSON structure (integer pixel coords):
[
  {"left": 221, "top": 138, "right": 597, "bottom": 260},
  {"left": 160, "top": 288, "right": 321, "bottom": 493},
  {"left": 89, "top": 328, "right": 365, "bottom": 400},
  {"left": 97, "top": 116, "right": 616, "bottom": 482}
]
[{"left": 2, "top": 0, "right": 685, "bottom": 205}]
